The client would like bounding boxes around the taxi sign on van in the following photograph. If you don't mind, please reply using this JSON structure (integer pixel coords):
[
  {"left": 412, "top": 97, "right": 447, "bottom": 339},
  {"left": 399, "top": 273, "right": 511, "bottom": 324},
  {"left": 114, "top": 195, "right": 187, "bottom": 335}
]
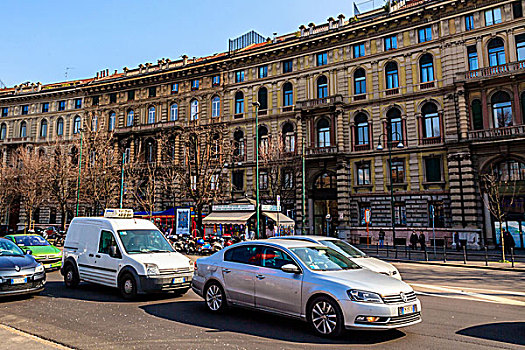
[{"left": 104, "top": 209, "right": 134, "bottom": 219}]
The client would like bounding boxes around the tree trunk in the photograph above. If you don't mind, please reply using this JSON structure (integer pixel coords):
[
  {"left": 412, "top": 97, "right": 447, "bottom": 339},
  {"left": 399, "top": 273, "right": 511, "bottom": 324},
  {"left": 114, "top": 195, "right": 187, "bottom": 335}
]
[
  {"left": 499, "top": 220, "right": 506, "bottom": 262},
  {"left": 196, "top": 203, "right": 203, "bottom": 237},
  {"left": 60, "top": 206, "right": 67, "bottom": 231}
]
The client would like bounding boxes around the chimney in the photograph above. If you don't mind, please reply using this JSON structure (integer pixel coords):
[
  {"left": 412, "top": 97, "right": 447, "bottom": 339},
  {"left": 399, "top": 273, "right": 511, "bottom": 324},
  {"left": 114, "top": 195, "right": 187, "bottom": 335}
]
[
  {"left": 338, "top": 14, "right": 345, "bottom": 27},
  {"left": 182, "top": 55, "right": 188, "bottom": 66},
  {"left": 96, "top": 72, "right": 99, "bottom": 78},
  {"left": 106, "top": 69, "right": 109, "bottom": 76},
  {"left": 308, "top": 22, "right": 315, "bottom": 35},
  {"left": 114, "top": 69, "right": 117, "bottom": 75},
  {"left": 327, "top": 17, "right": 335, "bottom": 29},
  {"left": 299, "top": 25, "right": 306, "bottom": 36}
]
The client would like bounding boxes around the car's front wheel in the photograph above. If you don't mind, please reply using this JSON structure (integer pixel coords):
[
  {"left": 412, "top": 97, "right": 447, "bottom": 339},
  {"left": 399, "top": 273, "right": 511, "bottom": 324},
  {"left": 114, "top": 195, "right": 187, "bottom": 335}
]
[
  {"left": 204, "top": 282, "right": 226, "bottom": 313},
  {"left": 119, "top": 273, "right": 138, "bottom": 300},
  {"left": 308, "top": 296, "right": 344, "bottom": 337}
]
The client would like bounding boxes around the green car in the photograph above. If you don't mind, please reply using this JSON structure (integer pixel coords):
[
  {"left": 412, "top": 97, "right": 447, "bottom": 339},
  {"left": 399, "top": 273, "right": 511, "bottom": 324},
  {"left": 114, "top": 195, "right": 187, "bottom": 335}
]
[{"left": 5, "top": 234, "right": 62, "bottom": 271}]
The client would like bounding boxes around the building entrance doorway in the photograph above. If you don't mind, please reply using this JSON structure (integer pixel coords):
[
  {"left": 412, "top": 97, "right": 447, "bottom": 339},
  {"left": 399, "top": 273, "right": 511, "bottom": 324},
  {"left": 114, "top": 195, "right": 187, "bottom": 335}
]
[{"left": 311, "top": 172, "right": 338, "bottom": 236}]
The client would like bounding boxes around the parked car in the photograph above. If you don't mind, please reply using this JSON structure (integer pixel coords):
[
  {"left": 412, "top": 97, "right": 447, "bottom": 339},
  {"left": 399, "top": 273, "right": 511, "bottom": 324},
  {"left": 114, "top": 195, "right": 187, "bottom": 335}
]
[
  {"left": 4, "top": 234, "right": 62, "bottom": 271},
  {"left": 61, "top": 209, "right": 193, "bottom": 299},
  {"left": 271, "top": 236, "right": 401, "bottom": 280},
  {"left": 192, "top": 239, "right": 421, "bottom": 337},
  {"left": 0, "top": 238, "right": 46, "bottom": 297}
]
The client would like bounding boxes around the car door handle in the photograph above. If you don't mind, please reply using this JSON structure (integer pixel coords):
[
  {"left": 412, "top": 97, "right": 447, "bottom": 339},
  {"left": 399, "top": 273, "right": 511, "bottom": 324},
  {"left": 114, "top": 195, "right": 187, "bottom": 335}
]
[
  {"left": 88, "top": 254, "right": 94, "bottom": 257},
  {"left": 256, "top": 274, "right": 265, "bottom": 280},
  {"left": 95, "top": 255, "right": 101, "bottom": 258},
  {"left": 223, "top": 268, "right": 231, "bottom": 273}
]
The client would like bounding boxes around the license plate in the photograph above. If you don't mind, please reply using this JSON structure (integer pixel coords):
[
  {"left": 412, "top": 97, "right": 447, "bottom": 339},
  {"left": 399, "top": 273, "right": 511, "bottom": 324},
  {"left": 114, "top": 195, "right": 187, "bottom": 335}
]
[
  {"left": 11, "top": 277, "right": 27, "bottom": 285},
  {"left": 398, "top": 304, "right": 417, "bottom": 316},
  {"left": 172, "top": 277, "right": 186, "bottom": 284}
]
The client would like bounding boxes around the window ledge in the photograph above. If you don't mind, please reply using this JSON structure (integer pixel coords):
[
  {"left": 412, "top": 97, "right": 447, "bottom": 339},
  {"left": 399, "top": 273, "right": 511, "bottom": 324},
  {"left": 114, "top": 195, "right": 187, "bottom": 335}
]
[{"left": 355, "top": 184, "right": 373, "bottom": 189}]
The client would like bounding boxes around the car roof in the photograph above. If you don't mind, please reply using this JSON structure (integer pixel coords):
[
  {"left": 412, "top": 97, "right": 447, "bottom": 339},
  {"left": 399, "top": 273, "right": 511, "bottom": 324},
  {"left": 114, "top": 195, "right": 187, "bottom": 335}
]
[
  {"left": 271, "top": 235, "right": 339, "bottom": 243},
  {"left": 237, "top": 239, "right": 323, "bottom": 249},
  {"left": 7, "top": 234, "right": 41, "bottom": 237}
]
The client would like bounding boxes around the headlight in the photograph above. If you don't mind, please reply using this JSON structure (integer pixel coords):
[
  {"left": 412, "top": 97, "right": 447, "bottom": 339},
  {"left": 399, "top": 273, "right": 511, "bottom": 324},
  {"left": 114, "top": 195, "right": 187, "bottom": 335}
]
[
  {"left": 145, "top": 263, "right": 160, "bottom": 276},
  {"left": 35, "top": 264, "right": 45, "bottom": 273},
  {"left": 348, "top": 289, "right": 384, "bottom": 303}
]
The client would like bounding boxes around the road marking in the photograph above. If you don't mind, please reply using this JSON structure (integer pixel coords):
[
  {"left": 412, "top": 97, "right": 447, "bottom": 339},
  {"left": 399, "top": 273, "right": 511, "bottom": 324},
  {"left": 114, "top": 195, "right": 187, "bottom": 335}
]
[
  {"left": 0, "top": 323, "right": 72, "bottom": 349},
  {"left": 411, "top": 283, "right": 525, "bottom": 306}
]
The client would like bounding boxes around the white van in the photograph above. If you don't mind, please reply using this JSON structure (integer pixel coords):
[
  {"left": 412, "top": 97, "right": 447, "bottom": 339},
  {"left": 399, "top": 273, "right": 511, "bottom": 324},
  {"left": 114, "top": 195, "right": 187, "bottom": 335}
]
[{"left": 61, "top": 209, "right": 193, "bottom": 299}]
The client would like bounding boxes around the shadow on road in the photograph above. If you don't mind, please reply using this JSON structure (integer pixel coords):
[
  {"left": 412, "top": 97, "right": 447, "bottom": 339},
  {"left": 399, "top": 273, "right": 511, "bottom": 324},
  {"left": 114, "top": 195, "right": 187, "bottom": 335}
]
[
  {"left": 457, "top": 322, "right": 525, "bottom": 346},
  {"left": 141, "top": 300, "right": 405, "bottom": 345},
  {"left": 39, "top": 281, "right": 185, "bottom": 303}
]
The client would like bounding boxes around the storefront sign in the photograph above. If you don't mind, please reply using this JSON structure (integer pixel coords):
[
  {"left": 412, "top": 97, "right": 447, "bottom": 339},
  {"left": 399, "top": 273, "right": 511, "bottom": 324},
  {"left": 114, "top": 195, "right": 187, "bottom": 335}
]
[
  {"left": 261, "top": 205, "right": 281, "bottom": 212},
  {"left": 212, "top": 204, "right": 255, "bottom": 211}
]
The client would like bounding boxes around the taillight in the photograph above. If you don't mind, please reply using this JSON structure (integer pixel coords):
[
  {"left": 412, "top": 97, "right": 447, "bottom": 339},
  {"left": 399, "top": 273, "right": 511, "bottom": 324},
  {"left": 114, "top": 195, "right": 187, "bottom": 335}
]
[{"left": 194, "top": 261, "right": 198, "bottom": 271}]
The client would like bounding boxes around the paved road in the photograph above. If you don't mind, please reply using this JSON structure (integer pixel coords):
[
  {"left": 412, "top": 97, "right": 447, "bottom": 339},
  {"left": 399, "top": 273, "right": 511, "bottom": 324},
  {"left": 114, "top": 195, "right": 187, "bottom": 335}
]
[{"left": 0, "top": 263, "right": 523, "bottom": 349}]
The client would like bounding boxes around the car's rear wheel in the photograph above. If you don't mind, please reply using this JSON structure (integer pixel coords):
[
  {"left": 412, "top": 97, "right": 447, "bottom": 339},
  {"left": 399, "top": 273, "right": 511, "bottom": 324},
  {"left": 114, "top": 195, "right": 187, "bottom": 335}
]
[
  {"left": 63, "top": 264, "right": 79, "bottom": 288},
  {"left": 308, "top": 296, "right": 344, "bottom": 337},
  {"left": 204, "top": 282, "right": 226, "bottom": 313},
  {"left": 119, "top": 273, "right": 137, "bottom": 300}
]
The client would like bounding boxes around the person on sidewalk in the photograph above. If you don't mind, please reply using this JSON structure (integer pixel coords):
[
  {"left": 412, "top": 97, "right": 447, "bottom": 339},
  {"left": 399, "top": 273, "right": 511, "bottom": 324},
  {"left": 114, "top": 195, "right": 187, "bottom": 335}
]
[
  {"left": 410, "top": 231, "right": 418, "bottom": 250},
  {"left": 419, "top": 232, "right": 426, "bottom": 251},
  {"left": 378, "top": 229, "right": 385, "bottom": 247},
  {"left": 503, "top": 230, "right": 516, "bottom": 257},
  {"left": 454, "top": 231, "right": 460, "bottom": 251}
]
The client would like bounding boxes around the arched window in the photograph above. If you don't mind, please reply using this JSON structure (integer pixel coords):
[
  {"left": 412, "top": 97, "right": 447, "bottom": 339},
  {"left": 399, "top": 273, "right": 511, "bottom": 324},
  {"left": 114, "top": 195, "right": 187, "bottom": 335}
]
[
  {"left": 471, "top": 99, "right": 483, "bottom": 130},
  {"left": 170, "top": 103, "right": 179, "bottom": 121},
  {"left": 354, "top": 68, "right": 366, "bottom": 95},
  {"left": 148, "top": 106, "right": 156, "bottom": 124},
  {"left": 145, "top": 139, "right": 155, "bottom": 163},
  {"left": 493, "top": 159, "right": 525, "bottom": 181},
  {"left": 40, "top": 120, "right": 48, "bottom": 138},
  {"left": 20, "top": 121, "right": 27, "bottom": 137},
  {"left": 491, "top": 91, "right": 513, "bottom": 128},
  {"left": 92, "top": 115, "right": 98, "bottom": 131},
  {"left": 108, "top": 112, "right": 116, "bottom": 131},
  {"left": 488, "top": 38, "right": 506, "bottom": 67},
  {"left": 0, "top": 123, "right": 6, "bottom": 140},
  {"left": 317, "top": 76, "right": 328, "bottom": 99},
  {"left": 283, "top": 82, "right": 293, "bottom": 106},
  {"left": 127, "top": 110, "right": 134, "bottom": 127},
  {"left": 386, "top": 108, "right": 402, "bottom": 141},
  {"left": 73, "top": 116, "right": 81, "bottom": 134},
  {"left": 385, "top": 62, "right": 399, "bottom": 89},
  {"left": 233, "top": 130, "right": 245, "bottom": 158},
  {"left": 190, "top": 99, "right": 199, "bottom": 120},
  {"left": 314, "top": 172, "right": 336, "bottom": 189},
  {"left": 422, "top": 103, "right": 440, "bottom": 138},
  {"left": 56, "top": 118, "right": 64, "bottom": 136},
  {"left": 258, "top": 87, "right": 268, "bottom": 110},
  {"left": 235, "top": 92, "right": 244, "bottom": 115},
  {"left": 317, "top": 118, "right": 331, "bottom": 148},
  {"left": 211, "top": 97, "right": 220, "bottom": 118},
  {"left": 354, "top": 113, "right": 369, "bottom": 145},
  {"left": 258, "top": 126, "right": 268, "bottom": 152},
  {"left": 282, "top": 122, "right": 295, "bottom": 153},
  {"left": 419, "top": 54, "right": 434, "bottom": 83}
]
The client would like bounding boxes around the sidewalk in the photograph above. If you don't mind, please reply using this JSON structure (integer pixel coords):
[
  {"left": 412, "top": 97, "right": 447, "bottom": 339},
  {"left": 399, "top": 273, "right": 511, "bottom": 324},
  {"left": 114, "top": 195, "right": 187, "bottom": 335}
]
[{"left": 0, "top": 324, "right": 70, "bottom": 350}]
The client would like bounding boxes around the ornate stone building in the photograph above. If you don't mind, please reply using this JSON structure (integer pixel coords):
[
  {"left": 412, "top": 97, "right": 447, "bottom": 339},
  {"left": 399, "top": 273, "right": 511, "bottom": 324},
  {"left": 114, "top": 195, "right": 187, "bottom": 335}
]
[{"left": 1, "top": 0, "right": 524, "bottom": 246}]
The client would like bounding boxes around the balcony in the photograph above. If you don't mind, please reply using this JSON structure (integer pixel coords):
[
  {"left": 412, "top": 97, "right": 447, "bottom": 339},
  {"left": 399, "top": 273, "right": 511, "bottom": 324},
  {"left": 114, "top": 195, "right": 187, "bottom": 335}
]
[
  {"left": 354, "top": 143, "right": 370, "bottom": 151},
  {"left": 462, "top": 61, "right": 525, "bottom": 81},
  {"left": 421, "top": 136, "right": 442, "bottom": 145},
  {"left": 468, "top": 125, "right": 525, "bottom": 141},
  {"left": 420, "top": 81, "right": 435, "bottom": 90},
  {"left": 296, "top": 95, "right": 343, "bottom": 110},
  {"left": 385, "top": 88, "right": 399, "bottom": 96},
  {"left": 306, "top": 145, "right": 338, "bottom": 156},
  {"left": 115, "top": 120, "right": 179, "bottom": 135}
]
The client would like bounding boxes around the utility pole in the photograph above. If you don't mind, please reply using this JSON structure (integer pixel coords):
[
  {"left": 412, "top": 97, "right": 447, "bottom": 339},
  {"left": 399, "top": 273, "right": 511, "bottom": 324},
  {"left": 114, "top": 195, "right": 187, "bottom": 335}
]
[
  {"left": 302, "top": 140, "right": 306, "bottom": 234},
  {"left": 252, "top": 102, "right": 261, "bottom": 239},
  {"left": 75, "top": 128, "right": 84, "bottom": 217}
]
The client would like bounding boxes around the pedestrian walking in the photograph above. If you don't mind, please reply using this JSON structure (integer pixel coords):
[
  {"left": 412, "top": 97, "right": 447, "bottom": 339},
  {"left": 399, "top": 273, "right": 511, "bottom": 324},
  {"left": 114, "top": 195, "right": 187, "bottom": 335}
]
[
  {"left": 503, "top": 230, "right": 516, "bottom": 256},
  {"left": 454, "top": 231, "right": 460, "bottom": 251},
  {"left": 410, "top": 231, "right": 418, "bottom": 250},
  {"left": 419, "top": 232, "right": 426, "bottom": 251},
  {"left": 378, "top": 229, "right": 385, "bottom": 247}
]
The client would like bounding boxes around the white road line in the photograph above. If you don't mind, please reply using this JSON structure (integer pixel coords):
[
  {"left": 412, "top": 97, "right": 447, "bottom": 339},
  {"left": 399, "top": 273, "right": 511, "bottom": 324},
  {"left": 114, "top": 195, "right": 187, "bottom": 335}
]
[{"left": 0, "top": 323, "right": 72, "bottom": 349}]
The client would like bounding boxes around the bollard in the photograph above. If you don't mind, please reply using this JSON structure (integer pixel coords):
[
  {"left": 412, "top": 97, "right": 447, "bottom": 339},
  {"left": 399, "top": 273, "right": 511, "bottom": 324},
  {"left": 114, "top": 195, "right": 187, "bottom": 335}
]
[
  {"left": 484, "top": 246, "right": 488, "bottom": 266},
  {"left": 511, "top": 248, "right": 515, "bottom": 268},
  {"left": 443, "top": 244, "right": 446, "bottom": 263},
  {"left": 395, "top": 245, "right": 398, "bottom": 259},
  {"left": 405, "top": 245, "right": 408, "bottom": 258},
  {"left": 424, "top": 250, "right": 428, "bottom": 262},
  {"left": 462, "top": 245, "right": 467, "bottom": 264},
  {"left": 376, "top": 243, "right": 379, "bottom": 255},
  {"left": 386, "top": 244, "right": 389, "bottom": 257},
  {"left": 408, "top": 247, "right": 411, "bottom": 260}
]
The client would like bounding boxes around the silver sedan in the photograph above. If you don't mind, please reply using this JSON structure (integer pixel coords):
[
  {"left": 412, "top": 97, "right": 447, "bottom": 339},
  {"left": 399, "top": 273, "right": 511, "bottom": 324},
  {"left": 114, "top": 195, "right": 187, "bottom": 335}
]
[{"left": 192, "top": 239, "right": 421, "bottom": 337}]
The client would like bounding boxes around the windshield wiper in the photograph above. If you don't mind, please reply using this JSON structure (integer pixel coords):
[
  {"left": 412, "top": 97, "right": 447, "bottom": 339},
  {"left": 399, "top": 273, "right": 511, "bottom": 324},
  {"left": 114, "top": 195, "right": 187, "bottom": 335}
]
[{"left": 148, "top": 249, "right": 171, "bottom": 253}]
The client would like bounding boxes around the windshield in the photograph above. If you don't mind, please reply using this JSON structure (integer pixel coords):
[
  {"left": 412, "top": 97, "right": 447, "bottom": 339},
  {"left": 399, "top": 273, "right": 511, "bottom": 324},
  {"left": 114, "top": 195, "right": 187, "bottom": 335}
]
[
  {"left": 0, "top": 239, "right": 25, "bottom": 256},
  {"left": 118, "top": 230, "right": 175, "bottom": 254},
  {"left": 320, "top": 239, "right": 366, "bottom": 258},
  {"left": 14, "top": 235, "right": 50, "bottom": 247},
  {"left": 290, "top": 246, "right": 361, "bottom": 271}
]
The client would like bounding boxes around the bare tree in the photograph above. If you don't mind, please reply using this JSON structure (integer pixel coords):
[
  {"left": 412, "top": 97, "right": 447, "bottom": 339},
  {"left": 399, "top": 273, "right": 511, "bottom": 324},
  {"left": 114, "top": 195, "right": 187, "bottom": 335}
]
[
  {"left": 481, "top": 167, "right": 520, "bottom": 262},
  {"left": 14, "top": 147, "right": 50, "bottom": 231},
  {"left": 0, "top": 158, "right": 16, "bottom": 225},
  {"left": 158, "top": 132, "right": 182, "bottom": 210}
]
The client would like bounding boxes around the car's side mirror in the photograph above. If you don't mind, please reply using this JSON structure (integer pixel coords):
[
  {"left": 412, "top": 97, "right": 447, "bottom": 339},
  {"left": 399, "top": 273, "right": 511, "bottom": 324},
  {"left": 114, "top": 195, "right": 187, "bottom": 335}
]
[
  {"left": 109, "top": 245, "right": 121, "bottom": 259},
  {"left": 25, "top": 250, "right": 32, "bottom": 255},
  {"left": 281, "top": 263, "right": 300, "bottom": 274}
]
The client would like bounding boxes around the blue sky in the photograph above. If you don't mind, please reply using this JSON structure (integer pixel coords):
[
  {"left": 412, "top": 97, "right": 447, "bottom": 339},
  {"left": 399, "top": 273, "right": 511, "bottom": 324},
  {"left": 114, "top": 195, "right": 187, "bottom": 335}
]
[{"left": 0, "top": 0, "right": 356, "bottom": 87}]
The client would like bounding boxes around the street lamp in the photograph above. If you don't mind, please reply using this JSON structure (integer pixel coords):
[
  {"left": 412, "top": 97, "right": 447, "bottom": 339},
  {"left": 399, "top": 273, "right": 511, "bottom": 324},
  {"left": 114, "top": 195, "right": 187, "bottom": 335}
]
[
  {"left": 377, "top": 131, "right": 404, "bottom": 246},
  {"left": 252, "top": 101, "right": 261, "bottom": 239},
  {"left": 75, "top": 128, "right": 84, "bottom": 217}
]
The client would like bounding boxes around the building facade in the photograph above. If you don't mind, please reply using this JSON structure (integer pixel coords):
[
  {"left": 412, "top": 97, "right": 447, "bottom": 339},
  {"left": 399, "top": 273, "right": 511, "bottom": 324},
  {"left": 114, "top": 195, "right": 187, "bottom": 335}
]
[{"left": 1, "top": 0, "right": 524, "bottom": 246}]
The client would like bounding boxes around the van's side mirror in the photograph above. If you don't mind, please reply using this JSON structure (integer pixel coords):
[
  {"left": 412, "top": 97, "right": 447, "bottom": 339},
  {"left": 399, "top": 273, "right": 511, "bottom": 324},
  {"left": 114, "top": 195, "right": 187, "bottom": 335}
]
[
  {"left": 281, "top": 263, "right": 300, "bottom": 274},
  {"left": 109, "top": 246, "right": 120, "bottom": 259},
  {"left": 25, "top": 250, "right": 32, "bottom": 255}
]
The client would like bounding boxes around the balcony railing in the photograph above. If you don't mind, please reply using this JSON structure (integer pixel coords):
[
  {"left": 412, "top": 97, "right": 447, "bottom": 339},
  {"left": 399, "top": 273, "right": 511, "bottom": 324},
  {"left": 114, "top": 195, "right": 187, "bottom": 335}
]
[
  {"left": 420, "top": 81, "right": 435, "bottom": 90},
  {"left": 354, "top": 143, "right": 370, "bottom": 151},
  {"left": 421, "top": 136, "right": 442, "bottom": 145},
  {"left": 463, "top": 61, "right": 525, "bottom": 80},
  {"left": 385, "top": 88, "right": 399, "bottom": 96},
  {"left": 296, "top": 95, "right": 343, "bottom": 110},
  {"left": 306, "top": 145, "right": 338, "bottom": 156},
  {"left": 468, "top": 125, "right": 525, "bottom": 141}
]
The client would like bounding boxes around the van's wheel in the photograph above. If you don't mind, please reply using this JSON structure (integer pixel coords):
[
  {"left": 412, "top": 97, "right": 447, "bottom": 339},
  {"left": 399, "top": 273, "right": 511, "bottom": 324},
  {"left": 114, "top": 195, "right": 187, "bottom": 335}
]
[
  {"left": 63, "top": 264, "right": 79, "bottom": 288},
  {"left": 204, "top": 282, "right": 226, "bottom": 313},
  {"left": 307, "top": 296, "right": 344, "bottom": 338},
  {"left": 119, "top": 273, "right": 137, "bottom": 300}
]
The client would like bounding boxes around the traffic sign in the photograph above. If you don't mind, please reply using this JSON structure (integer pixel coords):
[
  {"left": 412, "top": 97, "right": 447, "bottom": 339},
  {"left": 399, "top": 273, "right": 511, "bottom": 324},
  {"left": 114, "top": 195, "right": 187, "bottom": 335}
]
[{"left": 364, "top": 209, "right": 371, "bottom": 224}]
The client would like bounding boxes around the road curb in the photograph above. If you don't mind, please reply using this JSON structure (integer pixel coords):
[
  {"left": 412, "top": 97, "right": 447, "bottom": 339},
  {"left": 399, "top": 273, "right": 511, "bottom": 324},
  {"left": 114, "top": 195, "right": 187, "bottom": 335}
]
[
  {"left": 379, "top": 258, "right": 525, "bottom": 272},
  {"left": 0, "top": 323, "right": 74, "bottom": 349}
]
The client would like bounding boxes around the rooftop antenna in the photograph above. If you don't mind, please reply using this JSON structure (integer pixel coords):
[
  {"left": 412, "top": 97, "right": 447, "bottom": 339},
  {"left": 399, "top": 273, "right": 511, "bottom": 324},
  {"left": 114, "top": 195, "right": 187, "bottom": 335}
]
[
  {"left": 0, "top": 78, "right": 6, "bottom": 89},
  {"left": 65, "top": 67, "right": 75, "bottom": 80}
]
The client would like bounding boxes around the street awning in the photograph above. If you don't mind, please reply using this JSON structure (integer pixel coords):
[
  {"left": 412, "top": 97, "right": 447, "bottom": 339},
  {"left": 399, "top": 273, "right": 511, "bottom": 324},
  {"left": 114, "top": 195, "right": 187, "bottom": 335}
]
[
  {"left": 262, "top": 212, "right": 295, "bottom": 226},
  {"left": 203, "top": 211, "right": 255, "bottom": 225}
]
